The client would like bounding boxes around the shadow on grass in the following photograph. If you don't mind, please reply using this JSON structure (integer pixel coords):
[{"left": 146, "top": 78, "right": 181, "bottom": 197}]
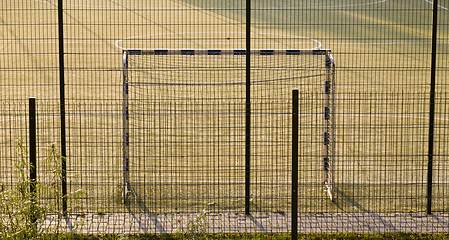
[
  {"left": 125, "top": 183, "right": 167, "bottom": 234},
  {"left": 333, "top": 187, "right": 369, "bottom": 213}
]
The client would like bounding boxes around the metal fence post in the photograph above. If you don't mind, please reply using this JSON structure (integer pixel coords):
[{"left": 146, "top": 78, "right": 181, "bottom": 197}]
[
  {"left": 427, "top": 0, "right": 438, "bottom": 215},
  {"left": 29, "top": 97, "right": 37, "bottom": 224},
  {"left": 58, "top": 0, "right": 68, "bottom": 215},
  {"left": 292, "top": 90, "right": 299, "bottom": 240},
  {"left": 245, "top": 0, "right": 252, "bottom": 216}
]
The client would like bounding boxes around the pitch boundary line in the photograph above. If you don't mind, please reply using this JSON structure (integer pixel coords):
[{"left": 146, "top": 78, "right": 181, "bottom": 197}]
[
  {"left": 114, "top": 32, "right": 323, "bottom": 50},
  {"left": 2, "top": 113, "right": 449, "bottom": 123},
  {"left": 336, "top": 113, "right": 449, "bottom": 121},
  {"left": 286, "top": 0, "right": 388, "bottom": 9},
  {"left": 425, "top": 0, "right": 449, "bottom": 11},
  {"left": 322, "top": 41, "right": 449, "bottom": 45},
  {"left": 1, "top": 40, "right": 448, "bottom": 47},
  {"left": 0, "top": 41, "right": 112, "bottom": 45},
  {"left": 35, "top": 0, "right": 388, "bottom": 10},
  {"left": 6, "top": 180, "right": 449, "bottom": 184}
]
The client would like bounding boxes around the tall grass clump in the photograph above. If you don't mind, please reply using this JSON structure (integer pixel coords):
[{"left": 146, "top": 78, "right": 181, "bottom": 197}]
[{"left": 0, "top": 138, "right": 85, "bottom": 238}]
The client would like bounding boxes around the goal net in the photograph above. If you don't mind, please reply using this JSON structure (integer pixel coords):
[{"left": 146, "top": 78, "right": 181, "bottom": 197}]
[{"left": 122, "top": 49, "right": 335, "bottom": 211}]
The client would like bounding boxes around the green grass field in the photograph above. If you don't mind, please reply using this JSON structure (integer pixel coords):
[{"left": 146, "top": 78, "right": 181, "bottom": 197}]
[{"left": 0, "top": 0, "right": 448, "bottom": 216}]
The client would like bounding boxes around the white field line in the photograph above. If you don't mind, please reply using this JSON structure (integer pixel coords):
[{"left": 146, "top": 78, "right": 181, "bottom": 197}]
[
  {"left": 34, "top": 0, "right": 199, "bottom": 9},
  {"left": 336, "top": 113, "right": 449, "bottom": 122},
  {"left": 2, "top": 113, "right": 449, "bottom": 123},
  {"left": 2, "top": 40, "right": 447, "bottom": 47},
  {"left": 0, "top": 41, "right": 111, "bottom": 45},
  {"left": 4, "top": 180, "right": 449, "bottom": 184},
  {"left": 130, "top": 73, "right": 330, "bottom": 86},
  {"left": 425, "top": 0, "right": 449, "bottom": 11},
  {"left": 322, "top": 42, "right": 449, "bottom": 45},
  {"left": 2, "top": 41, "right": 449, "bottom": 45},
  {"left": 114, "top": 32, "right": 323, "bottom": 50},
  {"left": 285, "top": 0, "right": 388, "bottom": 9},
  {"left": 0, "top": 113, "right": 120, "bottom": 122},
  {"left": 130, "top": 180, "right": 449, "bottom": 184},
  {"left": 35, "top": 0, "right": 388, "bottom": 10}
]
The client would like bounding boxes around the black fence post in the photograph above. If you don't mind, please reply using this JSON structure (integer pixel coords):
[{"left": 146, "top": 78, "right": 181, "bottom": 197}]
[
  {"left": 29, "top": 97, "right": 37, "bottom": 224},
  {"left": 58, "top": 0, "right": 68, "bottom": 215},
  {"left": 292, "top": 90, "right": 299, "bottom": 240},
  {"left": 427, "top": 0, "right": 439, "bottom": 215},
  {"left": 245, "top": 0, "right": 252, "bottom": 216}
]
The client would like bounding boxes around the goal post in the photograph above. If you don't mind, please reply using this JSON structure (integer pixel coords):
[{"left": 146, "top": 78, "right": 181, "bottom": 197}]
[
  {"left": 122, "top": 49, "right": 335, "bottom": 204},
  {"left": 324, "top": 52, "right": 336, "bottom": 200},
  {"left": 122, "top": 51, "right": 130, "bottom": 202}
]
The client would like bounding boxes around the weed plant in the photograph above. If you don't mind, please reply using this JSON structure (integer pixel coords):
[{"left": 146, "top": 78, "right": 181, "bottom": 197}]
[{"left": 0, "top": 139, "right": 85, "bottom": 239}]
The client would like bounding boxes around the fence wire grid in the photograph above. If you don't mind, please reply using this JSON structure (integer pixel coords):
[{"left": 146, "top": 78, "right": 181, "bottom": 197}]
[{"left": 0, "top": 0, "right": 448, "bottom": 234}]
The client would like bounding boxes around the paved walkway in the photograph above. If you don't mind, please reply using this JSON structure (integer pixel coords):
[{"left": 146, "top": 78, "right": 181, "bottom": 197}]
[{"left": 42, "top": 212, "right": 449, "bottom": 234}]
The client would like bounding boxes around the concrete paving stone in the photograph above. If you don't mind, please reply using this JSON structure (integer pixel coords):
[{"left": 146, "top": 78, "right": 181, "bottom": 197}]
[{"left": 34, "top": 212, "right": 449, "bottom": 234}]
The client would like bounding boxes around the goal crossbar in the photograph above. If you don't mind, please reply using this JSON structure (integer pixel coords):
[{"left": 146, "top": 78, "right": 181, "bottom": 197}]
[{"left": 125, "top": 49, "right": 332, "bottom": 56}]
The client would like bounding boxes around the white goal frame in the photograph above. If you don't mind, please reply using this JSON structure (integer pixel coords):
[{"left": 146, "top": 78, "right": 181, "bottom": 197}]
[{"left": 122, "top": 49, "right": 335, "bottom": 202}]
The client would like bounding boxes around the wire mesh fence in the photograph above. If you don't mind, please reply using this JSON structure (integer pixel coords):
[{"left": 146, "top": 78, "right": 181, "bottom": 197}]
[{"left": 0, "top": 0, "right": 448, "bottom": 234}]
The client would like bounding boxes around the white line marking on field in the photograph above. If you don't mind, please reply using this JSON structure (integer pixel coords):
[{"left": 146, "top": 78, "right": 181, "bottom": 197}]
[
  {"left": 0, "top": 113, "right": 120, "bottom": 123},
  {"left": 288, "top": 0, "right": 388, "bottom": 9},
  {"left": 35, "top": 0, "right": 388, "bottom": 9},
  {"left": 425, "top": 0, "right": 449, "bottom": 11},
  {"left": 322, "top": 42, "right": 449, "bottom": 45},
  {"left": 34, "top": 0, "right": 179, "bottom": 9},
  {"left": 0, "top": 41, "right": 111, "bottom": 45},
  {"left": 8, "top": 180, "right": 449, "bottom": 184},
  {"left": 336, "top": 113, "right": 449, "bottom": 122},
  {"left": 114, "top": 32, "right": 322, "bottom": 50},
  {"left": 2, "top": 113, "right": 449, "bottom": 123},
  {"left": 2, "top": 41, "right": 447, "bottom": 46},
  {"left": 128, "top": 180, "right": 449, "bottom": 184}
]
